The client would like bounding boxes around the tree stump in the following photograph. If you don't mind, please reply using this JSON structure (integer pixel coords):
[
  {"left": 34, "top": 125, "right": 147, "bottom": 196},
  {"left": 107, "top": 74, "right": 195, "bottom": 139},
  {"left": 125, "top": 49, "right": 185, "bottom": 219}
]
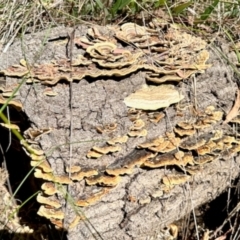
[{"left": 0, "top": 25, "right": 239, "bottom": 240}]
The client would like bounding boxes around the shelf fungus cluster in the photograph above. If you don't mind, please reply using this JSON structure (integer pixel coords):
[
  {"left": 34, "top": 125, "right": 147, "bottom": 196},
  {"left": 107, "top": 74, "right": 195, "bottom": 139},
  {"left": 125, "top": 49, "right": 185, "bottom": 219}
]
[
  {"left": 0, "top": 21, "right": 210, "bottom": 88},
  {"left": 20, "top": 102, "right": 240, "bottom": 229},
  {"left": 124, "top": 84, "right": 184, "bottom": 110},
  {"left": 0, "top": 20, "right": 233, "bottom": 230}
]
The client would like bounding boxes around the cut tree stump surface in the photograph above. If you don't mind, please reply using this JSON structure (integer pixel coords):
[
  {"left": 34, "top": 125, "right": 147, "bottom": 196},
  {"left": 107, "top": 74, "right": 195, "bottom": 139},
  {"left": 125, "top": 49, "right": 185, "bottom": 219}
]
[{"left": 0, "top": 26, "right": 239, "bottom": 240}]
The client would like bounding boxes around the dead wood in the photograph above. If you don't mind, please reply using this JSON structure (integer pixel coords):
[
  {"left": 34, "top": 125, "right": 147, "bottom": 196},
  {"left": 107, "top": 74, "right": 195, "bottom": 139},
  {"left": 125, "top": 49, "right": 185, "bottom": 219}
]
[{"left": 0, "top": 26, "right": 239, "bottom": 240}]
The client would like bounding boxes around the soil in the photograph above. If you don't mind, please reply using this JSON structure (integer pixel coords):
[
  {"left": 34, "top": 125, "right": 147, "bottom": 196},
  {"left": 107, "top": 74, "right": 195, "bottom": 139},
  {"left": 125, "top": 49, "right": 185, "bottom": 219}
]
[{"left": 0, "top": 25, "right": 240, "bottom": 240}]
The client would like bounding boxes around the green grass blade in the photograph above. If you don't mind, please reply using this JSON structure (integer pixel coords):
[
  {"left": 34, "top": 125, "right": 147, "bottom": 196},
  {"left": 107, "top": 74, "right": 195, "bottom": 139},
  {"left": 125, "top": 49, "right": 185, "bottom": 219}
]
[
  {"left": 223, "top": 28, "right": 240, "bottom": 63},
  {"left": 111, "top": 0, "right": 132, "bottom": 16},
  {"left": 172, "top": 1, "right": 192, "bottom": 14},
  {"left": 154, "top": 0, "right": 166, "bottom": 8},
  {"left": 0, "top": 74, "right": 29, "bottom": 143},
  {"left": 211, "top": 44, "right": 240, "bottom": 79},
  {"left": 200, "top": 0, "right": 219, "bottom": 20},
  {"left": 0, "top": 76, "right": 27, "bottom": 115},
  {"left": 8, "top": 191, "right": 40, "bottom": 220},
  {"left": 94, "top": 0, "right": 104, "bottom": 9}
]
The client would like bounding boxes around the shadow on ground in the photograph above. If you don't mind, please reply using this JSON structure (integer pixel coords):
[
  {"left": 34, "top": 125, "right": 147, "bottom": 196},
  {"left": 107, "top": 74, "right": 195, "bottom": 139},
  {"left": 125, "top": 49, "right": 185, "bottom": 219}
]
[
  {"left": 176, "top": 175, "right": 240, "bottom": 239},
  {"left": 0, "top": 106, "right": 68, "bottom": 240}
]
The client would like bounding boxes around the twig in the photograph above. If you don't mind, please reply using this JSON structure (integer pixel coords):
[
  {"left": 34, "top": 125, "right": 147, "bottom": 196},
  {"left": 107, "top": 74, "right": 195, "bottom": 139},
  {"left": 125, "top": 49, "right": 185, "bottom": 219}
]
[
  {"left": 62, "top": 27, "right": 75, "bottom": 232},
  {"left": 0, "top": 143, "right": 15, "bottom": 206},
  {"left": 212, "top": 202, "right": 240, "bottom": 238},
  {"left": 66, "top": 27, "right": 75, "bottom": 169}
]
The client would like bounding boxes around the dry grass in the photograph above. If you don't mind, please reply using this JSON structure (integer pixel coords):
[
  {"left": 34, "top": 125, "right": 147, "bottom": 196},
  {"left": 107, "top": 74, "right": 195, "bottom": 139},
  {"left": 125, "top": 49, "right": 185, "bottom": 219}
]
[
  {"left": 0, "top": 0, "right": 239, "bottom": 51},
  {"left": 0, "top": 1, "right": 240, "bottom": 240}
]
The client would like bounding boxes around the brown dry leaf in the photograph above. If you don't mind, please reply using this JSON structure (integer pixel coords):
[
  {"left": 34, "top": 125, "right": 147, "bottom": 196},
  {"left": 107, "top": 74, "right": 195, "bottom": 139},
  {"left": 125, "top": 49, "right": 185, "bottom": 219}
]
[
  {"left": 214, "top": 235, "right": 227, "bottom": 240},
  {"left": 169, "top": 224, "right": 178, "bottom": 239},
  {"left": 223, "top": 88, "right": 240, "bottom": 124},
  {"left": 230, "top": 41, "right": 240, "bottom": 51},
  {"left": 202, "top": 229, "right": 209, "bottom": 240},
  {"left": 25, "top": 127, "right": 53, "bottom": 140}
]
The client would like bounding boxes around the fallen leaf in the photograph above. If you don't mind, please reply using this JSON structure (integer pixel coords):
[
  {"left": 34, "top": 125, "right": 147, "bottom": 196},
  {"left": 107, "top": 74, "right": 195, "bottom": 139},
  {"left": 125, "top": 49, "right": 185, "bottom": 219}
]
[
  {"left": 214, "top": 236, "right": 226, "bottom": 240},
  {"left": 223, "top": 88, "right": 240, "bottom": 124},
  {"left": 202, "top": 229, "right": 209, "bottom": 240}
]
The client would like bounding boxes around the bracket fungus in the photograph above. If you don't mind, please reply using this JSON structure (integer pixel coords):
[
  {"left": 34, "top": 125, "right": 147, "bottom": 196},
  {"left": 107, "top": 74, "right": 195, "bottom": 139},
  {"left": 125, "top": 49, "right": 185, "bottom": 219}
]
[
  {"left": 75, "top": 188, "right": 110, "bottom": 207},
  {"left": 36, "top": 193, "right": 61, "bottom": 208},
  {"left": 105, "top": 167, "right": 133, "bottom": 176},
  {"left": 143, "top": 152, "right": 194, "bottom": 169},
  {"left": 92, "top": 145, "right": 121, "bottom": 154},
  {"left": 124, "top": 151, "right": 156, "bottom": 169},
  {"left": 30, "top": 160, "right": 53, "bottom": 173},
  {"left": 37, "top": 205, "right": 64, "bottom": 220},
  {"left": 162, "top": 175, "right": 191, "bottom": 187},
  {"left": 130, "top": 119, "right": 145, "bottom": 130},
  {"left": 124, "top": 84, "right": 184, "bottom": 110},
  {"left": 66, "top": 165, "right": 81, "bottom": 173},
  {"left": 86, "top": 174, "right": 121, "bottom": 187},
  {"left": 41, "top": 182, "right": 58, "bottom": 195},
  {"left": 24, "top": 99, "right": 237, "bottom": 230},
  {"left": 148, "top": 112, "right": 165, "bottom": 123},
  {"left": 107, "top": 135, "right": 128, "bottom": 145},
  {"left": 0, "top": 96, "right": 23, "bottom": 111},
  {"left": 86, "top": 150, "right": 103, "bottom": 159},
  {"left": 0, "top": 19, "right": 220, "bottom": 230},
  {"left": 68, "top": 216, "right": 84, "bottom": 230},
  {"left": 34, "top": 169, "right": 72, "bottom": 184},
  {"left": 70, "top": 169, "right": 98, "bottom": 181},
  {"left": 128, "top": 129, "right": 148, "bottom": 137},
  {"left": 161, "top": 174, "right": 191, "bottom": 193}
]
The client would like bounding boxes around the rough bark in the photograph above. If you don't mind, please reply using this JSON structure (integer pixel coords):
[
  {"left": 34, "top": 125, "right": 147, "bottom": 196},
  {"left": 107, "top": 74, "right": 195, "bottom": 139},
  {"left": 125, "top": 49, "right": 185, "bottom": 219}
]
[{"left": 0, "top": 26, "right": 239, "bottom": 240}]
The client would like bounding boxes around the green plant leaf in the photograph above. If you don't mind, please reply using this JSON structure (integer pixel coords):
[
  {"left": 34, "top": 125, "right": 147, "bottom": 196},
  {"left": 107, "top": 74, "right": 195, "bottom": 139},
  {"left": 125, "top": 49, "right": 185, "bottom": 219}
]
[
  {"left": 111, "top": 0, "right": 132, "bottom": 16},
  {"left": 128, "top": 1, "right": 138, "bottom": 14},
  {"left": 200, "top": 0, "right": 219, "bottom": 20},
  {"left": 154, "top": 0, "right": 166, "bottom": 7},
  {"left": 94, "top": 0, "right": 104, "bottom": 9},
  {"left": 172, "top": 1, "right": 192, "bottom": 14},
  {"left": 95, "top": 0, "right": 109, "bottom": 16}
]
